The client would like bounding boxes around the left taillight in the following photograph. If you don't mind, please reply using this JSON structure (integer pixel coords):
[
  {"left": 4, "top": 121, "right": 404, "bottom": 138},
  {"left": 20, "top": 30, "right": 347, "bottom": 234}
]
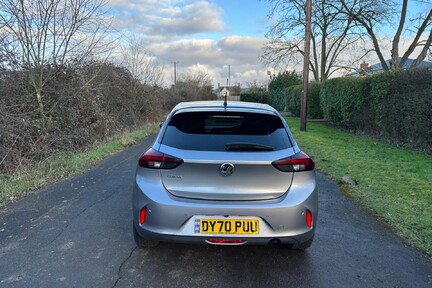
[
  {"left": 272, "top": 151, "right": 315, "bottom": 172},
  {"left": 139, "top": 207, "right": 147, "bottom": 225},
  {"left": 138, "top": 148, "right": 183, "bottom": 169}
]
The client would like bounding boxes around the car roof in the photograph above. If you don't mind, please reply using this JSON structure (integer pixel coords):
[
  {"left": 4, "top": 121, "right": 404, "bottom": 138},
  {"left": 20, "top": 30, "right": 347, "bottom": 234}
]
[{"left": 171, "top": 101, "right": 279, "bottom": 115}]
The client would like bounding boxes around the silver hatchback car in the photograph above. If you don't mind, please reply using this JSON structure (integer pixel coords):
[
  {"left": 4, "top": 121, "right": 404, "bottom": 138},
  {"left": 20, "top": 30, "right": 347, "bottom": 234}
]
[{"left": 132, "top": 101, "right": 317, "bottom": 249}]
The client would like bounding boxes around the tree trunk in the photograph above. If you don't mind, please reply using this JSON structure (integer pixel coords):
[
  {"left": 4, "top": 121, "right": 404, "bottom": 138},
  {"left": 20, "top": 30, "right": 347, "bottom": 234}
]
[
  {"left": 391, "top": 0, "right": 408, "bottom": 69},
  {"left": 400, "top": 9, "right": 432, "bottom": 67},
  {"left": 311, "top": 34, "right": 320, "bottom": 81},
  {"left": 411, "top": 29, "right": 432, "bottom": 68},
  {"left": 321, "top": 30, "right": 327, "bottom": 82},
  {"left": 32, "top": 72, "right": 47, "bottom": 127},
  {"left": 35, "top": 89, "right": 46, "bottom": 124}
]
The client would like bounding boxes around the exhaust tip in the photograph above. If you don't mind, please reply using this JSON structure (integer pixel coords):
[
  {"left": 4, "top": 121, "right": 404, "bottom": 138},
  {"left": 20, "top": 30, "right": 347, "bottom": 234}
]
[{"left": 268, "top": 238, "right": 281, "bottom": 247}]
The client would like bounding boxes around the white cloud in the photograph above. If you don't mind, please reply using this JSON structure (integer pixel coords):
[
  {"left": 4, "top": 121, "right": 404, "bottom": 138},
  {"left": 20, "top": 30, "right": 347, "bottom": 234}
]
[
  {"left": 144, "top": 36, "right": 273, "bottom": 87},
  {"left": 236, "top": 69, "right": 261, "bottom": 78},
  {"left": 105, "top": 1, "right": 432, "bottom": 88},
  {"left": 184, "top": 63, "right": 219, "bottom": 81},
  {"left": 147, "top": 39, "right": 221, "bottom": 66},
  {"left": 105, "top": 1, "right": 274, "bottom": 88},
  {"left": 108, "top": 0, "right": 224, "bottom": 39},
  {"left": 146, "top": 36, "right": 267, "bottom": 67}
]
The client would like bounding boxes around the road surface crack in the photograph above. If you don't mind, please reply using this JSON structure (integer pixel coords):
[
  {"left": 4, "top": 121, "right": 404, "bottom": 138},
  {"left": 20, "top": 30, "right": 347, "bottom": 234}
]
[
  {"left": 48, "top": 188, "right": 119, "bottom": 245},
  {"left": 112, "top": 246, "right": 137, "bottom": 287}
]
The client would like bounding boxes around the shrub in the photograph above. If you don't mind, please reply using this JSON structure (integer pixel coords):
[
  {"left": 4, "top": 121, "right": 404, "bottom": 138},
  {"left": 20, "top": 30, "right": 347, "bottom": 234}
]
[
  {"left": 0, "top": 62, "right": 168, "bottom": 172},
  {"left": 370, "top": 70, "right": 396, "bottom": 130},
  {"left": 322, "top": 77, "right": 372, "bottom": 128},
  {"left": 284, "top": 82, "right": 323, "bottom": 119},
  {"left": 320, "top": 77, "right": 345, "bottom": 124},
  {"left": 240, "top": 90, "right": 269, "bottom": 104},
  {"left": 268, "top": 71, "right": 301, "bottom": 111},
  {"left": 284, "top": 85, "right": 302, "bottom": 116},
  {"left": 319, "top": 67, "right": 432, "bottom": 150},
  {"left": 372, "top": 68, "right": 432, "bottom": 148},
  {"left": 307, "top": 82, "right": 323, "bottom": 119}
]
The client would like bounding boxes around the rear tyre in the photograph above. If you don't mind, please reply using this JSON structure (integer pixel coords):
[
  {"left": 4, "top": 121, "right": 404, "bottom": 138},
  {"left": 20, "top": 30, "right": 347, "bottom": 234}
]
[
  {"left": 293, "top": 235, "right": 314, "bottom": 250},
  {"left": 133, "top": 224, "right": 159, "bottom": 248}
]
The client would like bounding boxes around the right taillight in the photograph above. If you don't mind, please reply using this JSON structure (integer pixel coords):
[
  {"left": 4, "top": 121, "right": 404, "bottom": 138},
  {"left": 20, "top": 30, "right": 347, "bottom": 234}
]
[
  {"left": 272, "top": 151, "right": 315, "bottom": 172},
  {"left": 306, "top": 209, "right": 313, "bottom": 228},
  {"left": 138, "top": 148, "right": 183, "bottom": 169}
]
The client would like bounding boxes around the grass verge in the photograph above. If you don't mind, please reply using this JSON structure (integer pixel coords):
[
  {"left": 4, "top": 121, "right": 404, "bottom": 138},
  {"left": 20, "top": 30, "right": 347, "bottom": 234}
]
[
  {"left": 0, "top": 123, "right": 160, "bottom": 206},
  {"left": 286, "top": 117, "right": 432, "bottom": 256}
]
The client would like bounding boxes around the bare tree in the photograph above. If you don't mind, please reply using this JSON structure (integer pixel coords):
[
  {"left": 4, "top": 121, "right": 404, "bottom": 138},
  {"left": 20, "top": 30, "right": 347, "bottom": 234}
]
[
  {"left": 0, "top": 21, "right": 20, "bottom": 71},
  {"left": 0, "top": 0, "right": 114, "bottom": 124},
  {"left": 246, "top": 80, "right": 266, "bottom": 91},
  {"left": 120, "top": 36, "right": 165, "bottom": 87},
  {"left": 339, "top": 0, "right": 432, "bottom": 70},
  {"left": 114, "top": 36, "right": 167, "bottom": 123},
  {"left": 170, "top": 70, "right": 215, "bottom": 103},
  {"left": 261, "top": 0, "right": 372, "bottom": 82}
]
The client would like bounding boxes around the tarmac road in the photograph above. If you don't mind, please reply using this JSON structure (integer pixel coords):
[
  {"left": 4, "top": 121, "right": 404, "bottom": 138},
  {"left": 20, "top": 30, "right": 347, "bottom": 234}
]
[{"left": 0, "top": 135, "right": 431, "bottom": 288}]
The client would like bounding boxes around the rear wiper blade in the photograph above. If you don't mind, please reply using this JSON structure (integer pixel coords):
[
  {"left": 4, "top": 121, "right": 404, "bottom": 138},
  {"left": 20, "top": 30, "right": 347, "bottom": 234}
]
[{"left": 225, "top": 142, "right": 274, "bottom": 151}]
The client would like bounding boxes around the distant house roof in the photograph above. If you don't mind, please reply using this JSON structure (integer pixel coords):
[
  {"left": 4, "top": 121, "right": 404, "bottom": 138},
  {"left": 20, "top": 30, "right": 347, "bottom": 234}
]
[
  {"left": 217, "top": 86, "right": 230, "bottom": 97},
  {"left": 346, "top": 58, "right": 432, "bottom": 76},
  {"left": 370, "top": 58, "right": 432, "bottom": 70}
]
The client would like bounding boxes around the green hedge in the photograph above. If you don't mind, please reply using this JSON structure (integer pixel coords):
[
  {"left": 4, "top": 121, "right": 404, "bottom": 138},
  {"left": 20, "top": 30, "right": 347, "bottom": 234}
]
[
  {"left": 373, "top": 69, "right": 432, "bottom": 147},
  {"left": 307, "top": 82, "right": 323, "bottom": 119},
  {"left": 285, "top": 85, "right": 302, "bottom": 116},
  {"left": 320, "top": 77, "right": 369, "bottom": 128},
  {"left": 320, "top": 68, "right": 432, "bottom": 150},
  {"left": 268, "top": 71, "right": 301, "bottom": 111},
  {"left": 240, "top": 91, "right": 269, "bottom": 104},
  {"left": 285, "top": 82, "right": 323, "bottom": 119}
]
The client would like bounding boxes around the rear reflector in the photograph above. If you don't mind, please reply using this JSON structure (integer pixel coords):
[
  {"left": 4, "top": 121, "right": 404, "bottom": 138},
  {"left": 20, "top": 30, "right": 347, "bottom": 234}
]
[
  {"left": 138, "top": 148, "right": 183, "bottom": 169},
  {"left": 306, "top": 210, "right": 313, "bottom": 228},
  {"left": 205, "top": 239, "right": 246, "bottom": 245},
  {"left": 272, "top": 151, "right": 315, "bottom": 172},
  {"left": 139, "top": 208, "right": 147, "bottom": 225}
]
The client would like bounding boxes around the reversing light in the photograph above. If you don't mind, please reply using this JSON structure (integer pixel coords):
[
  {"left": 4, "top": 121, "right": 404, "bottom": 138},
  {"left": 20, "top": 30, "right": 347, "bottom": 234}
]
[
  {"left": 272, "top": 151, "right": 315, "bottom": 172},
  {"left": 139, "top": 207, "right": 147, "bottom": 225},
  {"left": 306, "top": 210, "right": 313, "bottom": 228},
  {"left": 138, "top": 148, "right": 183, "bottom": 169}
]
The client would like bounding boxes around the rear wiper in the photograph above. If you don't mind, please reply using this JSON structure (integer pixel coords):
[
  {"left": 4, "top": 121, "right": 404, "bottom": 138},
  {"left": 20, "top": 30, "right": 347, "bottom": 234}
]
[{"left": 225, "top": 142, "right": 274, "bottom": 152}]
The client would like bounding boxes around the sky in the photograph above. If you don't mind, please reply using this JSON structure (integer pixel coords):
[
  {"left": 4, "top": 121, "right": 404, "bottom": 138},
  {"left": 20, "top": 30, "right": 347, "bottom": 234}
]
[
  {"left": 107, "top": 0, "right": 273, "bottom": 88},
  {"left": 105, "top": 0, "right": 431, "bottom": 88}
]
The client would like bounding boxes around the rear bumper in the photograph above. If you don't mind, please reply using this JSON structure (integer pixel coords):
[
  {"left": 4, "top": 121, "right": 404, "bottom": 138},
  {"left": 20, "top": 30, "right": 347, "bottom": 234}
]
[
  {"left": 134, "top": 226, "right": 313, "bottom": 247},
  {"left": 132, "top": 170, "right": 318, "bottom": 246}
]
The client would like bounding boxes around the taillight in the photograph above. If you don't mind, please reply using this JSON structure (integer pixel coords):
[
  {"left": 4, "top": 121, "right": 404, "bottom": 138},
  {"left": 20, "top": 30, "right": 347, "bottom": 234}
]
[
  {"left": 139, "top": 207, "right": 147, "bottom": 225},
  {"left": 306, "top": 209, "right": 313, "bottom": 228},
  {"left": 138, "top": 148, "right": 183, "bottom": 169},
  {"left": 272, "top": 151, "right": 315, "bottom": 172}
]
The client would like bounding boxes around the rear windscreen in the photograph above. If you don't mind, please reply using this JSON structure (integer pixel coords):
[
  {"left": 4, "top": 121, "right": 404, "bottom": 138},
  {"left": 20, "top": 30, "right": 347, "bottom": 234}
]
[{"left": 161, "top": 111, "right": 292, "bottom": 151}]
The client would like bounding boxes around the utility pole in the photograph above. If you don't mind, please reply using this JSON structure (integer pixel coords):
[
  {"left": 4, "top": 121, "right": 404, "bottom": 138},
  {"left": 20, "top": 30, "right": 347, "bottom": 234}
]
[
  {"left": 300, "top": 0, "right": 312, "bottom": 131},
  {"left": 173, "top": 61, "right": 177, "bottom": 85},
  {"left": 228, "top": 64, "right": 231, "bottom": 88}
]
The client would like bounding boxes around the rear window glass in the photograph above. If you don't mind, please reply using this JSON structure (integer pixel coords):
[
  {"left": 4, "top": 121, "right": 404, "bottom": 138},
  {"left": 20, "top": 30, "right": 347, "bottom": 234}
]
[{"left": 161, "top": 111, "right": 292, "bottom": 151}]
